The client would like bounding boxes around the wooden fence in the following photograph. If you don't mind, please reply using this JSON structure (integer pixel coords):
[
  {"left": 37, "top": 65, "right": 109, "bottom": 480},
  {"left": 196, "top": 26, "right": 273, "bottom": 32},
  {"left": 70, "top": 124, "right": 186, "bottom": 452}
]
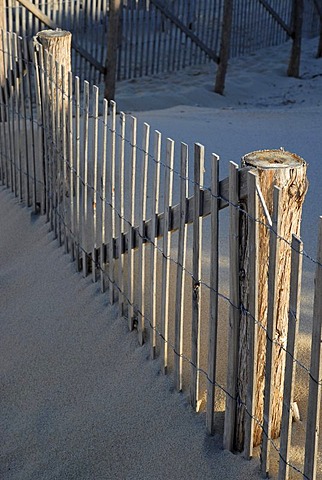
[
  {"left": 0, "top": 30, "right": 322, "bottom": 480},
  {"left": 1, "top": 0, "right": 321, "bottom": 89}
]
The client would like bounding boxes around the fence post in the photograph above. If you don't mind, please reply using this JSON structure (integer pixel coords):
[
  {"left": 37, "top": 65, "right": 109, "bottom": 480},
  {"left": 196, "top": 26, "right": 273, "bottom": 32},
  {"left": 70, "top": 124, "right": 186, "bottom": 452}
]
[
  {"left": 287, "top": 0, "right": 304, "bottom": 77},
  {"left": 234, "top": 149, "right": 307, "bottom": 452},
  {"left": 104, "top": 0, "right": 121, "bottom": 101},
  {"left": 33, "top": 29, "right": 71, "bottom": 223},
  {"left": 214, "top": 0, "right": 233, "bottom": 95}
]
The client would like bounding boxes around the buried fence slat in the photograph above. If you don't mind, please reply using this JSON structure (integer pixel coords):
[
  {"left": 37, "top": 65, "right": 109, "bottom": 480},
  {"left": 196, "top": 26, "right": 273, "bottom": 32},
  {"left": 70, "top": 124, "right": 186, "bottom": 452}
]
[
  {"left": 92, "top": 85, "right": 99, "bottom": 282},
  {"left": 261, "top": 186, "right": 282, "bottom": 477},
  {"left": 128, "top": 115, "right": 137, "bottom": 330},
  {"left": 206, "top": 153, "right": 219, "bottom": 434},
  {"left": 109, "top": 100, "right": 117, "bottom": 304},
  {"left": 118, "top": 112, "right": 126, "bottom": 315},
  {"left": 223, "top": 161, "right": 240, "bottom": 451},
  {"left": 304, "top": 217, "right": 322, "bottom": 480},
  {"left": 243, "top": 171, "right": 259, "bottom": 459},
  {"left": 174, "top": 142, "right": 188, "bottom": 392},
  {"left": 82, "top": 80, "right": 90, "bottom": 276},
  {"left": 160, "top": 138, "right": 174, "bottom": 375},
  {"left": 278, "top": 235, "right": 303, "bottom": 480},
  {"left": 190, "top": 142, "right": 204, "bottom": 412},
  {"left": 150, "top": 130, "right": 161, "bottom": 359},
  {"left": 138, "top": 122, "right": 150, "bottom": 345},
  {"left": 100, "top": 99, "right": 108, "bottom": 293}
]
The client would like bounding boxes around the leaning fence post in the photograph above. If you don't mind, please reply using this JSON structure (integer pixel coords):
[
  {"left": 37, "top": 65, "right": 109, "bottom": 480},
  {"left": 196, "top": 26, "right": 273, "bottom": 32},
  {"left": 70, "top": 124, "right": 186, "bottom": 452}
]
[
  {"left": 33, "top": 29, "right": 71, "bottom": 229},
  {"left": 234, "top": 149, "right": 307, "bottom": 452}
]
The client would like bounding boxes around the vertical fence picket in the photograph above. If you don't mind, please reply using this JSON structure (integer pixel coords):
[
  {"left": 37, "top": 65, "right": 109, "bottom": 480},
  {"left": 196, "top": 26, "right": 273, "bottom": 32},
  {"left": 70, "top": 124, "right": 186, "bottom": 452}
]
[
  {"left": 160, "top": 138, "right": 174, "bottom": 375},
  {"left": 33, "top": 42, "right": 45, "bottom": 214},
  {"left": 68, "top": 71, "right": 75, "bottom": 260},
  {"left": 138, "top": 122, "right": 150, "bottom": 345},
  {"left": 49, "top": 53, "right": 55, "bottom": 231},
  {"left": 243, "top": 171, "right": 259, "bottom": 459},
  {"left": 150, "top": 130, "right": 161, "bottom": 359},
  {"left": 100, "top": 99, "right": 108, "bottom": 292},
  {"left": 174, "top": 142, "right": 188, "bottom": 392},
  {"left": 91, "top": 85, "right": 99, "bottom": 281},
  {"left": 82, "top": 80, "right": 90, "bottom": 275},
  {"left": 223, "top": 161, "right": 240, "bottom": 450},
  {"left": 17, "top": 36, "right": 29, "bottom": 206},
  {"left": 261, "top": 186, "right": 282, "bottom": 477},
  {"left": 118, "top": 112, "right": 126, "bottom": 315},
  {"left": 206, "top": 153, "right": 219, "bottom": 434},
  {"left": 190, "top": 142, "right": 204, "bottom": 412},
  {"left": 128, "top": 115, "right": 137, "bottom": 330},
  {"left": 12, "top": 34, "right": 22, "bottom": 202},
  {"left": 75, "top": 76, "right": 81, "bottom": 266},
  {"left": 61, "top": 65, "right": 68, "bottom": 253},
  {"left": 278, "top": 235, "right": 303, "bottom": 480},
  {"left": 304, "top": 216, "right": 322, "bottom": 480},
  {"left": 109, "top": 100, "right": 116, "bottom": 304}
]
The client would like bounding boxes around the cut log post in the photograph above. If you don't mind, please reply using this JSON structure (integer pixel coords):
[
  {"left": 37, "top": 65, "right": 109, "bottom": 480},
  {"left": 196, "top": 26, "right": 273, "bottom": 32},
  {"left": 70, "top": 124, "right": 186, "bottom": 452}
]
[
  {"left": 33, "top": 29, "right": 71, "bottom": 208},
  {"left": 235, "top": 149, "right": 307, "bottom": 451}
]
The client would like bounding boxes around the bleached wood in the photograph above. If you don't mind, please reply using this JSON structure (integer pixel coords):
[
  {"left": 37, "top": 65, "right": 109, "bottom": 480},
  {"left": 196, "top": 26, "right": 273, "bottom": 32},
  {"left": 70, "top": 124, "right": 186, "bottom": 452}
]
[
  {"left": 92, "top": 85, "right": 99, "bottom": 282},
  {"left": 304, "top": 217, "right": 322, "bottom": 480},
  {"left": 138, "top": 122, "right": 150, "bottom": 345},
  {"left": 237, "top": 149, "right": 307, "bottom": 450},
  {"left": 278, "top": 235, "right": 303, "bottom": 480},
  {"left": 82, "top": 81, "right": 90, "bottom": 276},
  {"left": 261, "top": 186, "right": 282, "bottom": 477},
  {"left": 68, "top": 71, "right": 75, "bottom": 261},
  {"left": 150, "top": 130, "right": 161, "bottom": 359},
  {"left": 118, "top": 112, "right": 125, "bottom": 315},
  {"left": 100, "top": 99, "right": 108, "bottom": 292},
  {"left": 75, "top": 76, "right": 81, "bottom": 269},
  {"left": 243, "top": 171, "right": 259, "bottom": 459},
  {"left": 128, "top": 116, "right": 137, "bottom": 330},
  {"left": 160, "top": 138, "right": 174, "bottom": 375},
  {"left": 190, "top": 143, "right": 204, "bottom": 412},
  {"left": 223, "top": 161, "right": 240, "bottom": 450},
  {"left": 109, "top": 100, "right": 116, "bottom": 304},
  {"left": 206, "top": 153, "right": 219, "bottom": 434},
  {"left": 174, "top": 142, "right": 188, "bottom": 392}
]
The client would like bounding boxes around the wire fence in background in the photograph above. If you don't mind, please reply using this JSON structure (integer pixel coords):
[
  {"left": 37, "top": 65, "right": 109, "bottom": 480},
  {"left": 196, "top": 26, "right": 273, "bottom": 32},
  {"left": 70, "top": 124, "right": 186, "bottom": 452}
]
[{"left": 0, "top": 30, "right": 322, "bottom": 480}]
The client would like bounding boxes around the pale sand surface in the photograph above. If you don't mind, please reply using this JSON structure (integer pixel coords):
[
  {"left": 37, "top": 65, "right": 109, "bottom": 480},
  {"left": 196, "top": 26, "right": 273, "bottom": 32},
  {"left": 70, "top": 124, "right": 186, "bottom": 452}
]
[
  {"left": 1, "top": 36, "right": 322, "bottom": 479},
  {"left": 0, "top": 189, "right": 261, "bottom": 479}
]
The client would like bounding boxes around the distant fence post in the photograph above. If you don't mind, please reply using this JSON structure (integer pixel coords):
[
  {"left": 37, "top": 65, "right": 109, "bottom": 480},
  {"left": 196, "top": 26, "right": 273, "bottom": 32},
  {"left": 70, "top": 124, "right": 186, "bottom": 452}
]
[
  {"left": 234, "top": 149, "right": 307, "bottom": 452},
  {"left": 214, "top": 0, "right": 233, "bottom": 95},
  {"left": 104, "top": 0, "right": 121, "bottom": 102},
  {"left": 33, "top": 30, "right": 71, "bottom": 217},
  {"left": 287, "top": 0, "right": 304, "bottom": 77}
]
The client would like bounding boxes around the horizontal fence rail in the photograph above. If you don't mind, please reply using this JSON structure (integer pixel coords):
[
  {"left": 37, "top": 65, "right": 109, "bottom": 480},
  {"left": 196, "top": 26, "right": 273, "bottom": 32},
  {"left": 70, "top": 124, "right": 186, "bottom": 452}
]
[{"left": 0, "top": 30, "right": 322, "bottom": 480}]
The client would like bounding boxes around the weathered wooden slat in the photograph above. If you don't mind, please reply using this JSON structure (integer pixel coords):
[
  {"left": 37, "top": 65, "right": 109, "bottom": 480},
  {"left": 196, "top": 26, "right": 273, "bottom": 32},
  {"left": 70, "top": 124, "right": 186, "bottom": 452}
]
[
  {"left": 174, "top": 142, "right": 188, "bottom": 392},
  {"left": 118, "top": 112, "right": 126, "bottom": 314},
  {"left": 223, "top": 161, "right": 240, "bottom": 450},
  {"left": 243, "top": 171, "right": 259, "bottom": 459},
  {"left": 75, "top": 75, "right": 81, "bottom": 269},
  {"left": 91, "top": 85, "right": 99, "bottom": 282},
  {"left": 128, "top": 115, "right": 137, "bottom": 330},
  {"left": 109, "top": 100, "right": 117, "bottom": 304},
  {"left": 138, "top": 122, "right": 150, "bottom": 345},
  {"left": 150, "top": 130, "right": 161, "bottom": 359},
  {"left": 304, "top": 217, "right": 322, "bottom": 480},
  {"left": 100, "top": 98, "right": 108, "bottom": 293},
  {"left": 190, "top": 143, "right": 204, "bottom": 412},
  {"left": 278, "top": 235, "right": 303, "bottom": 480},
  {"left": 261, "top": 186, "right": 282, "bottom": 477},
  {"left": 68, "top": 71, "right": 75, "bottom": 261},
  {"left": 82, "top": 80, "right": 90, "bottom": 277},
  {"left": 160, "top": 138, "right": 174, "bottom": 375},
  {"left": 206, "top": 153, "right": 219, "bottom": 434}
]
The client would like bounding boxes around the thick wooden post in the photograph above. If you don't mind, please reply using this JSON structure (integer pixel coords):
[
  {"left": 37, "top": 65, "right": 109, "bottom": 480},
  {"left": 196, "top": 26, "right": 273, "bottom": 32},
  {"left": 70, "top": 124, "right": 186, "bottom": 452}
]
[
  {"left": 287, "top": 0, "right": 304, "bottom": 77},
  {"left": 34, "top": 30, "right": 71, "bottom": 216},
  {"left": 104, "top": 0, "right": 121, "bottom": 102},
  {"left": 214, "top": 0, "right": 233, "bottom": 95},
  {"left": 235, "top": 149, "right": 307, "bottom": 451}
]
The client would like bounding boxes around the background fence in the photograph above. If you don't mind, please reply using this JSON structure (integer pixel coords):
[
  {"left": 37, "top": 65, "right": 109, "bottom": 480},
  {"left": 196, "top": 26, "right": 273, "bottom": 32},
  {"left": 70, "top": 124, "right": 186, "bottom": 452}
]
[
  {"left": 1, "top": 0, "right": 321, "bottom": 89},
  {"left": 0, "top": 29, "right": 322, "bottom": 479}
]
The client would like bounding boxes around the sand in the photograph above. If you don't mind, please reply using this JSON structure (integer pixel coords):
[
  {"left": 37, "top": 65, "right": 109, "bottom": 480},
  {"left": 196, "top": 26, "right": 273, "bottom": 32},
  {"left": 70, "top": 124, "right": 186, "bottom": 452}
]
[{"left": 1, "top": 36, "right": 322, "bottom": 479}]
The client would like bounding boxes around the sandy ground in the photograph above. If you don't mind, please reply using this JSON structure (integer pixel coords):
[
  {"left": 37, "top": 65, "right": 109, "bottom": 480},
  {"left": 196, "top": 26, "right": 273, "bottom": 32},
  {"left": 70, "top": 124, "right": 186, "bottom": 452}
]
[{"left": 1, "top": 35, "right": 322, "bottom": 479}]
